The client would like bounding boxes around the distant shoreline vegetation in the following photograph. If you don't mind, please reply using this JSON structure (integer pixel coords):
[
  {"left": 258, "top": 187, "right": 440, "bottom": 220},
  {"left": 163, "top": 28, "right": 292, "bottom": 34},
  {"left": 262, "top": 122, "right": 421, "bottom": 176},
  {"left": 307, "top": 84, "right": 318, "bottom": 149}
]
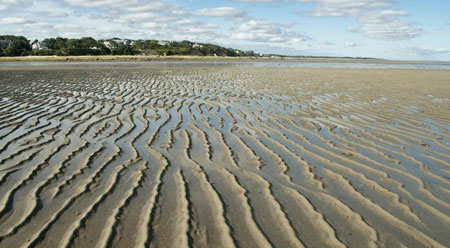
[
  {"left": 0, "top": 35, "right": 382, "bottom": 60},
  {"left": 0, "top": 35, "right": 259, "bottom": 57}
]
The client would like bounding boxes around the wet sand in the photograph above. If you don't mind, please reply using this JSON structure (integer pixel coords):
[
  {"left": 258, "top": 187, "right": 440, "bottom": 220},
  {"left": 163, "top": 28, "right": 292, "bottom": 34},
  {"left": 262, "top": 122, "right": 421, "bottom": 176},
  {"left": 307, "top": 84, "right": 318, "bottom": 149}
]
[{"left": 0, "top": 63, "right": 449, "bottom": 247}]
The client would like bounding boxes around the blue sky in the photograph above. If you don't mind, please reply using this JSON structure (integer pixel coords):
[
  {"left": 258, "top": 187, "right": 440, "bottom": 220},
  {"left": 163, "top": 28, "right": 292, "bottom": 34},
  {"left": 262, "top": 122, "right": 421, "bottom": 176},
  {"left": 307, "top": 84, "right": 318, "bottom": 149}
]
[{"left": 1, "top": 0, "right": 449, "bottom": 60}]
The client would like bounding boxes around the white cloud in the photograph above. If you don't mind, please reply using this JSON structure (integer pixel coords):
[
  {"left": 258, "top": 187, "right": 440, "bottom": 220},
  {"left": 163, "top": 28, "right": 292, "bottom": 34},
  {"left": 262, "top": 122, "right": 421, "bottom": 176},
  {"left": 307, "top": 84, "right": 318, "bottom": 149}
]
[
  {"left": 344, "top": 41, "right": 361, "bottom": 47},
  {"left": 126, "top": 2, "right": 171, "bottom": 12},
  {"left": 114, "top": 12, "right": 159, "bottom": 23},
  {"left": 39, "top": 10, "right": 69, "bottom": 18},
  {"left": 298, "top": 0, "right": 422, "bottom": 40},
  {"left": 233, "top": 0, "right": 275, "bottom": 2},
  {"left": 195, "top": 7, "right": 247, "bottom": 19},
  {"left": 231, "top": 19, "right": 310, "bottom": 43},
  {"left": 174, "top": 18, "right": 198, "bottom": 25},
  {"left": 62, "top": 0, "right": 139, "bottom": 8},
  {"left": 126, "top": 2, "right": 187, "bottom": 16},
  {"left": 405, "top": 47, "right": 450, "bottom": 57},
  {"left": 1, "top": 17, "right": 27, "bottom": 24},
  {"left": 193, "top": 6, "right": 307, "bottom": 44},
  {"left": 350, "top": 20, "right": 421, "bottom": 40},
  {"left": 0, "top": 0, "right": 30, "bottom": 4},
  {"left": 23, "top": 22, "right": 55, "bottom": 28},
  {"left": 0, "top": 0, "right": 31, "bottom": 12}
]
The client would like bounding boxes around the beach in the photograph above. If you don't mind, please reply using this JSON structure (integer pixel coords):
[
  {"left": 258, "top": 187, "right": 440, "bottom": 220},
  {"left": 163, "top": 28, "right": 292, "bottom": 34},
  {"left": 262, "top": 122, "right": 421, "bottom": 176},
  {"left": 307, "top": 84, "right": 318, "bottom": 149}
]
[{"left": 0, "top": 61, "right": 449, "bottom": 247}]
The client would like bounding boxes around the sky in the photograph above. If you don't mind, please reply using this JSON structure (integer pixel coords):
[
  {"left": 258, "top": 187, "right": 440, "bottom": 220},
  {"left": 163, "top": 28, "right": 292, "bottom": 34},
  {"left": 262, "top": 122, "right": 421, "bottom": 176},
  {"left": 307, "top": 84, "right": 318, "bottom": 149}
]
[{"left": 1, "top": 0, "right": 449, "bottom": 60}]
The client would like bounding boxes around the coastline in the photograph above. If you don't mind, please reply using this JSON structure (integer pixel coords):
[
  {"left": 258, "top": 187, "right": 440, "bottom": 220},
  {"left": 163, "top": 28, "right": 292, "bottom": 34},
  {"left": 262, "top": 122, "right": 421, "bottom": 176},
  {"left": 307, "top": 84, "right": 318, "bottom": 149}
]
[{"left": 1, "top": 55, "right": 449, "bottom": 65}]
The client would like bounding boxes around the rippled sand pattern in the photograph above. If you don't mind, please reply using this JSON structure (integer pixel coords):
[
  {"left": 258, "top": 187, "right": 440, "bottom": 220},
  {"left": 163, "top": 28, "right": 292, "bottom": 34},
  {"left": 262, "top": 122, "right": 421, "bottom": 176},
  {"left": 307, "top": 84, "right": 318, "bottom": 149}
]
[{"left": 0, "top": 65, "right": 449, "bottom": 248}]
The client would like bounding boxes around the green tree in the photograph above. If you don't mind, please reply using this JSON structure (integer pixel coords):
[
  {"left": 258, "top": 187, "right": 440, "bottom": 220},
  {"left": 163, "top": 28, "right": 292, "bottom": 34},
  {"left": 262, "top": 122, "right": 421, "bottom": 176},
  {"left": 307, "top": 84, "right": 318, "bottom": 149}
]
[
  {"left": 43, "top": 38, "right": 56, "bottom": 49},
  {"left": 0, "top": 35, "right": 31, "bottom": 56}
]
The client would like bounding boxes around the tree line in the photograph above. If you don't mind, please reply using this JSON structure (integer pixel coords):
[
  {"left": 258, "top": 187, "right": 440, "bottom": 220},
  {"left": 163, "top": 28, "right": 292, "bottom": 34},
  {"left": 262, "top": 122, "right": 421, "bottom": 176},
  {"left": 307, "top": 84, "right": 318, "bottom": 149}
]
[{"left": 0, "top": 35, "right": 257, "bottom": 57}]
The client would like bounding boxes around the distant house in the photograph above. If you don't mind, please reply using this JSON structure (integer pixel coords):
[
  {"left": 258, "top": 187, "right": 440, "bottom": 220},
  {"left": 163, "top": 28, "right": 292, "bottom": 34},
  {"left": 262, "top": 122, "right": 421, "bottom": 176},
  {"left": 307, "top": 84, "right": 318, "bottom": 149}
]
[
  {"left": 0, "top": 40, "right": 12, "bottom": 49},
  {"left": 31, "top": 41, "right": 48, "bottom": 50},
  {"left": 102, "top": 41, "right": 113, "bottom": 49},
  {"left": 103, "top": 39, "right": 131, "bottom": 48},
  {"left": 112, "top": 39, "right": 131, "bottom": 46},
  {"left": 157, "top": 40, "right": 169, "bottom": 46},
  {"left": 192, "top": 43, "right": 203, "bottom": 48}
]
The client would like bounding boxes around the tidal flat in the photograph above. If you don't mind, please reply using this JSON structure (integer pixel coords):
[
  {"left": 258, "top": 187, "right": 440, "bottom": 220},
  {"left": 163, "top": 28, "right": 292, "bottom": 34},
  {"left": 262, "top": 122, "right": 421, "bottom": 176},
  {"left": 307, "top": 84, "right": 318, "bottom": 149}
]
[{"left": 0, "top": 61, "right": 449, "bottom": 248}]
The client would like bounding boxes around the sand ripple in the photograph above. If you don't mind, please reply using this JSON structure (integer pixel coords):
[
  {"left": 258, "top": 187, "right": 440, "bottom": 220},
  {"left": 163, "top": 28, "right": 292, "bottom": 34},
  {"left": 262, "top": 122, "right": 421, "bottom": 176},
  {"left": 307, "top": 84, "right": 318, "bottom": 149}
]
[{"left": 0, "top": 64, "right": 449, "bottom": 247}]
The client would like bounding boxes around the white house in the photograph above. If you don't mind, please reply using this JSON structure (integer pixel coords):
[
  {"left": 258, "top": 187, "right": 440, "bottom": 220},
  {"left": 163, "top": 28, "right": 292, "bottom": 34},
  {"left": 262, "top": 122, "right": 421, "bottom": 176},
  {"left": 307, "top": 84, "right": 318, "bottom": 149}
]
[
  {"left": 32, "top": 41, "right": 48, "bottom": 50},
  {"left": 192, "top": 43, "right": 203, "bottom": 48},
  {"left": 102, "top": 41, "right": 113, "bottom": 49},
  {"left": 157, "top": 40, "right": 169, "bottom": 46},
  {"left": 103, "top": 39, "right": 132, "bottom": 48},
  {"left": 113, "top": 39, "right": 131, "bottom": 46}
]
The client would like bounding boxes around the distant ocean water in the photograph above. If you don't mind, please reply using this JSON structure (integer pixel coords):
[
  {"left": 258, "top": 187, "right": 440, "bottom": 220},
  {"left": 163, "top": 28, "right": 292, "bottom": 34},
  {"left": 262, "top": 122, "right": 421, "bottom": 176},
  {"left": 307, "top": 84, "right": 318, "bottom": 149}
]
[{"left": 2, "top": 60, "right": 450, "bottom": 70}]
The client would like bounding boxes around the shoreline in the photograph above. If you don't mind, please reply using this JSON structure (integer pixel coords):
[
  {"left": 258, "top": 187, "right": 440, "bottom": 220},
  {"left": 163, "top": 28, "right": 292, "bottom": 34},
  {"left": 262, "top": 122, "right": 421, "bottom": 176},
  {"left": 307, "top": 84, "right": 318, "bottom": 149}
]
[{"left": 1, "top": 55, "right": 449, "bottom": 65}]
